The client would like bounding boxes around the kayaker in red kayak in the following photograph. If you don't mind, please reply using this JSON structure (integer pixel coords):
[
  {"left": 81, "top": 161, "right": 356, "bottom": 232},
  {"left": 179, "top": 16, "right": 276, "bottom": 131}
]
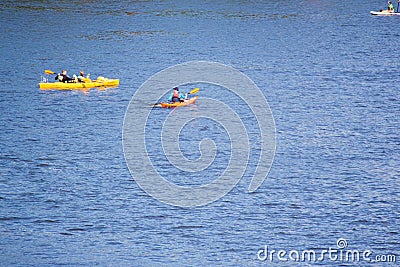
[{"left": 168, "top": 87, "right": 187, "bottom": 103}]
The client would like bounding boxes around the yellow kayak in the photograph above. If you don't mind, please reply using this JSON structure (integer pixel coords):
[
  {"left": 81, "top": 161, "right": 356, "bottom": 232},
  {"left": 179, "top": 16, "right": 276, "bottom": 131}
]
[{"left": 39, "top": 76, "right": 119, "bottom": 90}]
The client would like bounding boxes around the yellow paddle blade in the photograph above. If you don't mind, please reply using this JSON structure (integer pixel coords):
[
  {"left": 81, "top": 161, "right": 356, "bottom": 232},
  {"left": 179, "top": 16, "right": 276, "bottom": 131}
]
[
  {"left": 45, "top": 70, "right": 54, "bottom": 74},
  {"left": 189, "top": 87, "right": 199, "bottom": 94}
]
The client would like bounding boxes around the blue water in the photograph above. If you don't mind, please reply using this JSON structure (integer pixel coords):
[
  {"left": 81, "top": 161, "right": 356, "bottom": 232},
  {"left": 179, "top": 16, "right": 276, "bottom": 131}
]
[{"left": 1, "top": 0, "right": 399, "bottom": 266}]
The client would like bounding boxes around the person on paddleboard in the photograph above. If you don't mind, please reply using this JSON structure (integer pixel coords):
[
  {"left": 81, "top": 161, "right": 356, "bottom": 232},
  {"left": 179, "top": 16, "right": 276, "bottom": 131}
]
[
  {"left": 168, "top": 87, "right": 187, "bottom": 103},
  {"left": 56, "top": 70, "right": 76, "bottom": 83},
  {"left": 388, "top": 1, "right": 395, "bottom": 12}
]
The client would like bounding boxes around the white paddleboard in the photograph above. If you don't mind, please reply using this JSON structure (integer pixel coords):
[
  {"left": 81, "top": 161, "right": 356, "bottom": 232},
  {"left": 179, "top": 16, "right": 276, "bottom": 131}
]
[{"left": 370, "top": 10, "right": 400, "bottom": 16}]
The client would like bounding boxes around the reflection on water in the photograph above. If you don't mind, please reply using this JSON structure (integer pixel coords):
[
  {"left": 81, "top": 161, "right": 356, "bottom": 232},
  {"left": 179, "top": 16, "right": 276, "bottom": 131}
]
[{"left": 81, "top": 30, "right": 168, "bottom": 40}]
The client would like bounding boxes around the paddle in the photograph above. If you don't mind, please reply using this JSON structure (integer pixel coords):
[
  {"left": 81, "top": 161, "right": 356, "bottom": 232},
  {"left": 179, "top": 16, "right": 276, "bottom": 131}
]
[
  {"left": 45, "top": 70, "right": 55, "bottom": 75},
  {"left": 152, "top": 87, "right": 199, "bottom": 107},
  {"left": 397, "top": 0, "right": 399, "bottom": 12},
  {"left": 189, "top": 87, "right": 199, "bottom": 95}
]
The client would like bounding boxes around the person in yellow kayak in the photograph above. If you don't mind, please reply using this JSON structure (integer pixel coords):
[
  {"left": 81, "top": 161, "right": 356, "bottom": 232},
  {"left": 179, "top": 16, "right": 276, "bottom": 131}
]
[
  {"left": 168, "top": 87, "right": 187, "bottom": 103},
  {"left": 77, "top": 70, "right": 90, "bottom": 82},
  {"left": 56, "top": 70, "right": 76, "bottom": 83}
]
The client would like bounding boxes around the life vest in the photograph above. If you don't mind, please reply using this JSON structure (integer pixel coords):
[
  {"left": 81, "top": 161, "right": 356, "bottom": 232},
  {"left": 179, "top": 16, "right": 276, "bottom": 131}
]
[{"left": 173, "top": 90, "right": 179, "bottom": 98}]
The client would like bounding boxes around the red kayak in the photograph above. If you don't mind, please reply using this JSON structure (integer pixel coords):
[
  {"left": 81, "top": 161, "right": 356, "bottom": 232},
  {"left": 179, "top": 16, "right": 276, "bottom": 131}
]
[{"left": 160, "top": 96, "right": 198, "bottom": 108}]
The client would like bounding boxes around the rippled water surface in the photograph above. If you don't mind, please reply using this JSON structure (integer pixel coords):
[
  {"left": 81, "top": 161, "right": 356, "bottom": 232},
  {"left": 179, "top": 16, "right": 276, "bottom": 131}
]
[{"left": 1, "top": 0, "right": 399, "bottom": 266}]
